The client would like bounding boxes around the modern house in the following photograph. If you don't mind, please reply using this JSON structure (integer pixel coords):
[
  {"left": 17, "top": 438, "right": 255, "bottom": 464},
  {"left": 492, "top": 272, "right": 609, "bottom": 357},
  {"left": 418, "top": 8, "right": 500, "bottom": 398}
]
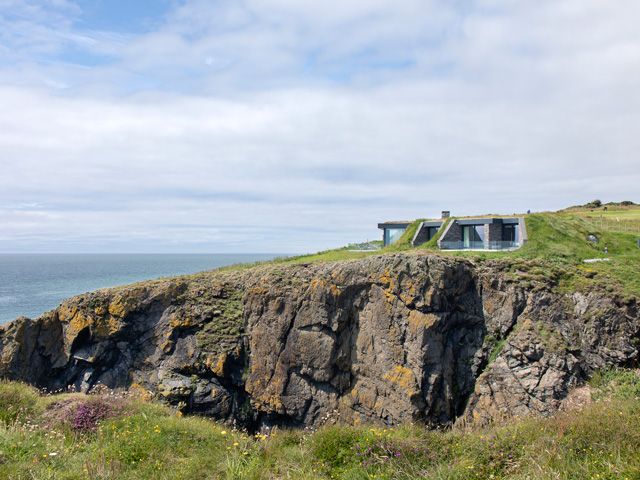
[
  {"left": 377, "top": 211, "right": 527, "bottom": 250},
  {"left": 437, "top": 217, "right": 527, "bottom": 250}
]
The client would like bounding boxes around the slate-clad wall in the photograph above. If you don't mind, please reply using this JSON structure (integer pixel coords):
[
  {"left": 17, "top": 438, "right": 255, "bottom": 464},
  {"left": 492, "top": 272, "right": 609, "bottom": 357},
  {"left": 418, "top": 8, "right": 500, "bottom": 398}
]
[
  {"left": 412, "top": 223, "right": 429, "bottom": 246},
  {"left": 440, "top": 222, "right": 462, "bottom": 243},
  {"left": 486, "top": 221, "right": 503, "bottom": 244}
]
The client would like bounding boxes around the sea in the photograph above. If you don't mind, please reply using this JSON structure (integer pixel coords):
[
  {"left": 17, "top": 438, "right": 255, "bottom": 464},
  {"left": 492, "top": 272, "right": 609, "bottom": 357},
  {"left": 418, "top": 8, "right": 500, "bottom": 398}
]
[{"left": 0, "top": 253, "right": 281, "bottom": 325}]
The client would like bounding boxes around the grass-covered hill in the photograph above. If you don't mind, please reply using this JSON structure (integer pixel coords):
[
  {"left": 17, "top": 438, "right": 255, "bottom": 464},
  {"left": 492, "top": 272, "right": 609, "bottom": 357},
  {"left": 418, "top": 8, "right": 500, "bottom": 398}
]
[
  {"left": 266, "top": 202, "right": 640, "bottom": 298},
  {"left": 1, "top": 369, "right": 639, "bottom": 479}
]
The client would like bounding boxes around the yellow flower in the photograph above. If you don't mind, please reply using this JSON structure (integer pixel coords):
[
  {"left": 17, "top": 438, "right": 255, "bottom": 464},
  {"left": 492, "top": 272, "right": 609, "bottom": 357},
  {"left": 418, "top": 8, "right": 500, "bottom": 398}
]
[{"left": 221, "top": 430, "right": 227, "bottom": 435}]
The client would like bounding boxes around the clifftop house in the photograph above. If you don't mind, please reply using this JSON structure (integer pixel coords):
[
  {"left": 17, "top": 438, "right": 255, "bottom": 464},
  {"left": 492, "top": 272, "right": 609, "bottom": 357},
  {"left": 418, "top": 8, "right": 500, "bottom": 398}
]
[{"left": 378, "top": 211, "right": 527, "bottom": 250}]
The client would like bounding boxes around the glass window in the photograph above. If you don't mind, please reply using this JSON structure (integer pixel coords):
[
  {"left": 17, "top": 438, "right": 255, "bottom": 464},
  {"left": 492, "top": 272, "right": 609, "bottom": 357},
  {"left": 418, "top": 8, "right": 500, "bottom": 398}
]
[
  {"left": 462, "top": 225, "right": 484, "bottom": 248},
  {"left": 426, "top": 226, "right": 438, "bottom": 240},
  {"left": 502, "top": 224, "right": 517, "bottom": 242},
  {"left": 384, "top": 228, "right": 406, "bottom": 245}
]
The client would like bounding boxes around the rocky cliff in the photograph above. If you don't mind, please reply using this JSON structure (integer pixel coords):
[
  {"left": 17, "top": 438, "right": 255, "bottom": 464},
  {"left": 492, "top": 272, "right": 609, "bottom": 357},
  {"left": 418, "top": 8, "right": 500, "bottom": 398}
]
[{"left": 1, "top": 253, "right": 638, "bottom": 430}]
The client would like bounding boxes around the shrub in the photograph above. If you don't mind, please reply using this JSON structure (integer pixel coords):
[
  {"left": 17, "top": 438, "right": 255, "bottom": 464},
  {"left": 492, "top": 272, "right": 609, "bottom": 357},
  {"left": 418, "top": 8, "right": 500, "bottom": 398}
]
[
  {"left": 44, "top": 396, "right": 126, "bottom": 432},
  {"left": 72, "top": 398, "right": 117, "bottom": 431},
  {"left": 310, "top": 426, "right": 361, "bottom": 469},
  {"left": 0, "top": 380, "right": 42, "bottom": 424}
]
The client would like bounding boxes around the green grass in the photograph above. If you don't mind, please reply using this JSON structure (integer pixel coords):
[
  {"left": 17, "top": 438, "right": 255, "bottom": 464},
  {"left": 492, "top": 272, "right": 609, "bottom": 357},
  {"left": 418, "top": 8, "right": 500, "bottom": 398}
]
[
  {"left": 589, "top": 368, "right": 640, "bottom": 402},
  {"left": 2, "top": 374, "right": 640, "bottom": 479},
  {"left": 0, "top": 380, "right": 43, "bottom": 425}
]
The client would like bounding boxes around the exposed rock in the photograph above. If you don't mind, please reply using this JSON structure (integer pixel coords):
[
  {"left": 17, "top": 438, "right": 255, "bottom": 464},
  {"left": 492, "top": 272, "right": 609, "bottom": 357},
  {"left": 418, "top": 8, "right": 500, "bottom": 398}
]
[{"left": 0, "top": 253, "right": 638, "bottom": 430}]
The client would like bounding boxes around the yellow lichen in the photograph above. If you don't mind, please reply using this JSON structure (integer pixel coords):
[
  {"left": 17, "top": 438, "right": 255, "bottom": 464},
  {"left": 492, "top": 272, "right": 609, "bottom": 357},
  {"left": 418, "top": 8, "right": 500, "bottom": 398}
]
[
  {"left": 383, "top": 365, "right": 419, "bottom": 396},
  {"left": 64, "top": 312, "right": 93, "bottom": 346},
  {"left": 129, "top": 383, "right": 154, "bottom": 402},
  {"left": 57, "top": 303, "right": 78, "bottom": 323},
  {"left": 107, "top": 290, "right": 143, "bottom": 318},
  {"left": 407, "top": 310, "right": 439, "bottom": 335},
  {"left": 210, "top": 352, "right": 227, "bottom": 377},
  {"left": 379, "top": 269, "right": 398, "bottom": 304},
  {"left": 379, "top": 269, "right": 392, "bottom": 285},
  {"left": 107, "top": 298, "right": 128, "bottom": 318},
  {"left": 248, "top": 285, "right": 269, "bottom": 295},
  {"left": 310, "top": 278, "right": 326, "bottom": 291},
  {"left": 399, "top": 280, "right": 417, "bottom": 305},
  {"left": 169, "top": 314, "right": 195, "bottom": 329}
]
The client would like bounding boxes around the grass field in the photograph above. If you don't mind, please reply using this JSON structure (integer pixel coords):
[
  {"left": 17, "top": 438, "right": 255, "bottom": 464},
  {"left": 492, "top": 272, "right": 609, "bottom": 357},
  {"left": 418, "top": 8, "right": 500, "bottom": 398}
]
[{"left": 1, "top": 370, "right": 639, "bottom": 479}]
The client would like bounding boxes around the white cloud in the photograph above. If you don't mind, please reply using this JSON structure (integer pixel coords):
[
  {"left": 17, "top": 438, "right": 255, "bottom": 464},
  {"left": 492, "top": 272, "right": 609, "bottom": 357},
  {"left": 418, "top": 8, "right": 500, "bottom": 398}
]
[{"left": 0, "top": 0, "right": 639, "bottom": 252}]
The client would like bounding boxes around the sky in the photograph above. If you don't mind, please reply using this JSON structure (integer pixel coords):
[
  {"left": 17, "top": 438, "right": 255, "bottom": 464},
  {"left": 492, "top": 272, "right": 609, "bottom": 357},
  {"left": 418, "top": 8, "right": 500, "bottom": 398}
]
[{"left": 0, "top": 0, "right": 639, "bottom": 254}]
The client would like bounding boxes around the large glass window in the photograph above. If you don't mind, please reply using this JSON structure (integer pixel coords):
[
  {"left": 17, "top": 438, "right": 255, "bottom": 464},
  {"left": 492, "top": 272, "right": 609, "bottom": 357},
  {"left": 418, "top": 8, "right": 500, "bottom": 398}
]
[
  {"left": 426, "top": 226, "right": 439, "bottom": 241},
  {"left": 462, "top": 225, "right": 484, "bottom": 248},
  {"left": 502, "top": 224, "right": 517, "bottom": 242},
  {"left": 384, "top": 228, "right": 406, "bottom": 245},
  {"left": 502, "top": 224, "right": 518, "bottom": 245}
]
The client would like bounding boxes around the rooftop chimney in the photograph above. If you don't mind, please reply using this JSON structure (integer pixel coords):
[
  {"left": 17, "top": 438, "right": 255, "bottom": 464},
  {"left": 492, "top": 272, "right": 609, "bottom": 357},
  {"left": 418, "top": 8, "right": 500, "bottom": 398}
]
[{"left": 441, "top": 210, "right": 450, "bottom": 219}]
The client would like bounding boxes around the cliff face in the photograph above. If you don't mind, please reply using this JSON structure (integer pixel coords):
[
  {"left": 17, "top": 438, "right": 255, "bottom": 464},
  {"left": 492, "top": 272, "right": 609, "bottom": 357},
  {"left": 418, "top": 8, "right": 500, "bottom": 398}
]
[{"left": 0, "top": 254, "right": 638, "bottom": 429}]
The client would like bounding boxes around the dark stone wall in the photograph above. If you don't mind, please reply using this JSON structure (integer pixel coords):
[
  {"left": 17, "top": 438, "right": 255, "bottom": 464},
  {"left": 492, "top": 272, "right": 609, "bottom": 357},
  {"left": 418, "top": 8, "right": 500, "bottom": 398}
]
[
  {"left": 486, "top": 222, "right": 503, "bottom": 244},
  {"left": 440, "top": 222, "right": 462, "bottom": 243},
  {"left": 412, "top": 223, "right": 428, "bottom": 246}
]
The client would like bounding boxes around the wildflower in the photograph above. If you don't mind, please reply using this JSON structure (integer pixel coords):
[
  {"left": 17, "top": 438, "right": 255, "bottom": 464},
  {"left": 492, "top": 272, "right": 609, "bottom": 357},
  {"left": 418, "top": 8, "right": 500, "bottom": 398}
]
[
  {"left": 49, "top": 452, "right": 59, "bottom": 457},
  {"left": 221, "top": 430, "right": 227, "bottom": 435},
  {"left": 233, "top": 442, "right": 239, "bottom": 447}
]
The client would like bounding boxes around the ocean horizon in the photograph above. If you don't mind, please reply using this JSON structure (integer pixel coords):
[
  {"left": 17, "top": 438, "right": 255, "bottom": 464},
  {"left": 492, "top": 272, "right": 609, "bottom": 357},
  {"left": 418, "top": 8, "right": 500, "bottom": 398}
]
[{"left": 0, "top": 253, "right": 284, "bottom": 324}]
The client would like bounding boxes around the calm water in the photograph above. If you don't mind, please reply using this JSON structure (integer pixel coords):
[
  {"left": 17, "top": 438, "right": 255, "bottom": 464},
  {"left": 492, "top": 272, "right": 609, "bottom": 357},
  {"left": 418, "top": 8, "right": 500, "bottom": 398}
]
[{"left": 0, "top": 254, "right": 280, "bottom": 324}]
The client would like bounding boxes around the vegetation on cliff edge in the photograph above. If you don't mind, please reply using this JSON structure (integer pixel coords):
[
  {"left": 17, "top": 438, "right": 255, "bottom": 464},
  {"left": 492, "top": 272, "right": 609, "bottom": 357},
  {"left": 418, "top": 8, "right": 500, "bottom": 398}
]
[{"left": 267, "top": 204, "right": 640, "bottom": 298}]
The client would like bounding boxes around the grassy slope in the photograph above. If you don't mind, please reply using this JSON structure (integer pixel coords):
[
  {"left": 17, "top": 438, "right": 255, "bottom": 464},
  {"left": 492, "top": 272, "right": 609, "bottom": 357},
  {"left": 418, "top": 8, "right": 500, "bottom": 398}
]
[
  {"left": 1, "top": 370, "right": 640, "bottom": 479},
  {"left": 258, "top": 207, "right": 640, "bottom": 297}
]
